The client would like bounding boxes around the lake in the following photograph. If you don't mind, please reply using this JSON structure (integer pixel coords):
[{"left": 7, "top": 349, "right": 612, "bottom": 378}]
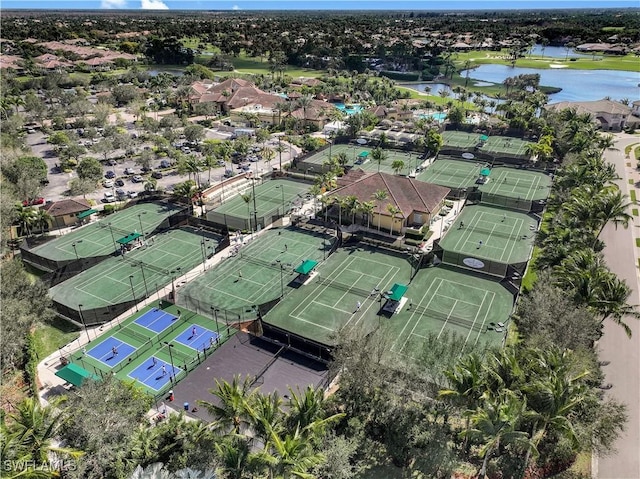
[
  {"left": 529, "top": 45, "right": 597, "bottom": 59},
  {"left": 461, "top": 65, "right": 639, "bottom": 102}
]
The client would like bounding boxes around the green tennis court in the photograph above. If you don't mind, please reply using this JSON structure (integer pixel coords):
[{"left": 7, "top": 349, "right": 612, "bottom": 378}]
[
  {"left": 442, "top": 130, "right": 481, "bottom": 149},
  {"left": 50, "top": 227, "right": 220, "bottom": 310},
  {"left": 302, "top": 144, "right": 419, "bottom": 176},
  {"left": 263, "top": 244, "right": 412, "bottom": 346},
  {"left": 416, "top": 157, "right": 481, "bottom": 189},
  {"left": 439, "top": 205, "right": 536, "bottom": 264},
  {"left": 68, "top": 303, "right": 231, "bottom": 397},
  {"left": 30, "top": 202, "right": 185, "bottom": 262},
  {"left": 211, "top": 178, "right": 310, "bottom": 219},
  {"left": 177, "top": 227, "right": 332, "bottom": 314},
  {"left": 388, "top": 267, "right": 513, "bottom": 358},
  {"left": 481, "top": 136, "right": 532, "bottom": 158},
  {"left": 478, "top": 167, "right": 552, "bottom": 201}
]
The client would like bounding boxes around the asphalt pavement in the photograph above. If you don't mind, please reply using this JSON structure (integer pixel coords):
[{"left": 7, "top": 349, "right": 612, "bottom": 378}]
[{"left": 596, "top": 132, "right": 640, "bottom": 479}]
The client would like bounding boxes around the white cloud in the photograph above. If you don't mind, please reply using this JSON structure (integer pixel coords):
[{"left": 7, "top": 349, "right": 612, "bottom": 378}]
[
  {"left": 141, "top": 0, "right": 170, "bottom": 9},
  {"left": 232, "top": 4, "right": 240, "bottom": 9},
  {"left": 101, "top": 0, "right": 127, "bottom": 8}
]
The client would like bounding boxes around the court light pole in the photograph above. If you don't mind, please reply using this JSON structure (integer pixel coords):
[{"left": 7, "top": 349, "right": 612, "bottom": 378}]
[
  {"left": 135, "top": 262, "right": 149, "bottom": 298},
  {"left": 275, "top": 185, "right": 285, "bottom": 216},
  {"left": 276, "top": 260, "right": 284, "bottom": 298},
  {"left": 71, "top": 240, "right": 83, "bottom": 262},
  {"left": 77, "top": 303, "right": 90, "bottom": 343},
  {"left": 211, "top": 306, "right": 221, "bottom": 342},
  {"left": 137, "top": 212, "right": 147, "bottom": 238},
  {"left": 200, "top": 239, "right": 210, "bottom": 272},
  {"left": 163, "top": 342, "right": 176, "bottom": 386},
  {"left": 170, "top": 267, "right": 181, "bottom": 304},
  {"left": 107, "top": 223, "right": 118, "bottom": 254},
  {"left": 128, "top": 275, "right": 138, "bottom": 312}
]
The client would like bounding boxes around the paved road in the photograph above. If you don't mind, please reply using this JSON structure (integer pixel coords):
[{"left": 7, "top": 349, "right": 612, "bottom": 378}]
[{"left": 596, "top": 133, "right": 640, "bottom": 479}]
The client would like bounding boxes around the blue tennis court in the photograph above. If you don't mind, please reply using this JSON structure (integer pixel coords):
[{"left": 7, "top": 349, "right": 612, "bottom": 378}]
[
  {"left": 87, "top": 337, "right": 136, "bottom": 367},
  {"left": 174, "top": 325, "right": 219, "bottom": 353},
  {"left": 134, "top": 308, "right": 180, "bottom": 334},
  {"left": 127, "top": 356, "right": 183, "bottom": 392}
]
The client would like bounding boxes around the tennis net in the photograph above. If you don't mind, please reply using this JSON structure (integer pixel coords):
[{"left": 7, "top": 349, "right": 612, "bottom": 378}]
[
  {"left": 465, "top": 224, "right": 523, "bottom": 241},
  {"left": 410, "top": 305, "right": 484, "bottom": 332},
  {"left": 121, "top": 256, "right": 169, "bottom": 276},
  {"left": 315, "top": 276, "right": 376, "bottom": 298},
  {"left": 240, "top": 253, "right": 285, "bottom": 271},
  {"left": 98, "top": 222, "right": 134, "bottom": 237},
  {"left": 119, "top": 327, "right": 152, "bottom": 345}
]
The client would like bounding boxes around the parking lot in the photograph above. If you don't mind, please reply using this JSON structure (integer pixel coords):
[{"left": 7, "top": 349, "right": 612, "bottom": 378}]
[{"left": 27, "top": 121, "right": 299, "bottom": 207}]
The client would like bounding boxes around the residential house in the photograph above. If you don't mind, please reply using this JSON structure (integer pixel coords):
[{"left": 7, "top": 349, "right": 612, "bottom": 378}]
[
  {"left": 631, "top": 100, "right": 640, "bottom": 118},
  {"left": 329, "top": 171, "right": 450, "bottom": 233},
  {"left": 545, "top": 99, "right": 634, "bottom": 131}
]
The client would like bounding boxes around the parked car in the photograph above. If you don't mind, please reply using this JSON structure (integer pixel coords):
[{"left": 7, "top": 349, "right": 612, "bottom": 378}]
[
  {"left": 223, "top": 169, "right": 235, "bottom": 178},
  {"left": 216, "top": 159, "right": 226, "bottom": 166},
  {"left": 22, "top": 197, "right": 45, "bottom": 206},
  {"left": 103, "top": 179, "right": 114, "bottom": 188},
  {"left": 124, "top": 167, "right": 135, "bottom": 175},
  {"left": 151, "top": 171, "right": 163, "bottom": 179},
  {"left": 115, "top": 179, "right": 125, "bottom": 187},
  {"left": 115, "top": 188, "right": 127, "bottom": 199},
  {"left": 106, "top": 159, "right": 117, "bottom": 166},
  {"left": 160, "top": 159, "right": 173, "bottom": 169},
  {"left": 141, "top": 166, "right": 153, "bottom": 173},
  {"left": 131, "top": 175, "right": 144, "bottom": 183},
  {"left": 128, "top": 191, "right": 138, "bottom": 199},
  {"left": 103, "top": 191, "right": 116, "bottom": 203},
  {"left": 105, "top": 170, "right": 116, "bottom": 179}
]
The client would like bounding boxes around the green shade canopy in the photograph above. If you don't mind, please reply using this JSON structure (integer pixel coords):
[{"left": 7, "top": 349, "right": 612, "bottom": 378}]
[
  {"left": 480, "top": 168, "right": 491, "bottom": 176},
  {"left": 116, "top": 232, "right": 142, "bottom": 245},
  {"left": 55, "top": 363, "right": 98, "bottom": 387},
  {"left": 358, "top": 151, "right": 369, "bottom": 158},
  {"left": 295, "top": 259, "right": 319, "bottom": 275},
  {"left": 77, "top": 209, "right": 98, "bottom": 219},
  {"left": 479, "top": 135, "right": 489, "bottom": 141},
  {"left": 387, "top": 283, "right": 408, "bottom": 301}
]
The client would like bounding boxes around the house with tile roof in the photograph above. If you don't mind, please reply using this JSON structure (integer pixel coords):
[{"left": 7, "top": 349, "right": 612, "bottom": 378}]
[
  {"left": 43, "top": 199, "right": 93, "bottom": 228},
  {"left": 329, "top": 170, "right": 450, "bottom": 234},
  {"left": 545, "top": 99, "right": 635, "bottom": 131}
]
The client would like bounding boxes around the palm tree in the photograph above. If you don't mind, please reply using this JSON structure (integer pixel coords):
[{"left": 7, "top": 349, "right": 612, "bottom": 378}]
[
  {"left": 391, "top": 160, "right": 405, "bottom": 175},
  {"left": 386, "top": 204, "right": 402, "bottom": 235},
  {"left": 372, "top": 190, "right": 388, "bottom": 230},
  {"left": 462, "top": 394, "right": 531, "bottom": 478},
  {"left": 4, "top": 397, "right": 83, "bottom": 476},
  {"left": 215, "top": 436, "right": 270, "bottom": 479},
  {"left": 264, "top": 428, "right": 325, "bottom": 479},
  {"left": 275, "top": 139, "right": 286, "bottom": 171},
  {"left": 198, "top": 376, "right": 257, "bottom": 435},
  {"left": 370, "top": 147, "right": 388, "bottom": 173},
  {"left": 172, "top": 180, "right": 198, "bottom": 205},
  {"left": 177, "top": 156, "right": 203, "bottom": 187},
  {"left": 144, "top": 178, "right": 158, "bottom": 193},
  {"left": 592, "top": 275, "right": 640, "bottom": 338},
  {"left": 593, "top": 187, "right": 632, "bottom": 240},
  {"left": 262, "top": 146, "right": 275, "bottom": 171},
  {"left": 15, "top": 204, "right": 36, "bottom": 237},
  {"left": 240, "top": 193, "right": 254, "bottom": 231},
  {"left": 358, "top": 201, "right": 375, "bottom": 228},
  {"left": 345, "top": 195, "right": 360, "bottom": 224},
  {"left": 33, "top": 208, "right": 52, "bottom": 236}
]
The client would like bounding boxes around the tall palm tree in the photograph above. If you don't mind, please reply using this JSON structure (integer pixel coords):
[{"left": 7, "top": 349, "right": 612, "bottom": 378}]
[
  {"left": 198, "top": 376, "right": 257, "bottom": 435},
  {"left": 372, "top": 190, "right": 388, "bottom": 231},
  {"left": 358, "top": 201, "right": 375, "bottom": 228},
  {"left": 370, "top": 147, "right": 387, "bottom": 173},
  {"left": 391, "top": 160, "right": 405, "bottom": 175},
  {"left": 386, "top": 204, "right": 402, "bottom": 235},
  {"left": 240, "top": 193, "right": 254, "bottom": 232},
  {"left": 264, "top": 428, "right": 325, "bottom": 479},
  {"left": 215, "top": 436, "right": 270, "bottom": 479},
  {"left": 15, "top": 205, "right": 36, "bottom": 237},
  {"left": 275, "top": 139, "right": 286, "bottom": 171},
  {"left": 33, "top": 208, "right": 52, "bottom": 236}
]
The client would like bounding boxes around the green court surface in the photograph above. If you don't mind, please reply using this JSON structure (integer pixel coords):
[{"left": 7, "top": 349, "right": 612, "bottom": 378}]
[
  {"left": 416, "top": 156, "right": 482, "bottom": 189},
  {"left": 439, "top": 205, "right": 536, "bottom": 264},
  {"left": 177, "top": 227, "right": 333, "bottom": 314},
  {"left": 442, "top": 130, "right": 481, "bottom": 149},
  {"left": 68, "top": 303, "right": 231, "bottom": 397},
  {"left": 303, "top": 144, "right": 419, "bottom": 176},
  {"left": 387, "top": 267, "right": 513, "bottom": 358},
  {"left": 481, "top": 136, "right": 532, "bottom": 157},
  {"left": 211, "top": 178, "right": 310, "bottom": 219},
  {"left": 31, "top": 202, "right": 184, "bottom": 262},
  {"left": 263, "top": 244, "right": 413, "bottom": 346},
  {"left": 50, "top": 227, "right": 220, "bottom": 310},
  {"left": 478, "top": 167, "right": 552, "bottom": 201}
]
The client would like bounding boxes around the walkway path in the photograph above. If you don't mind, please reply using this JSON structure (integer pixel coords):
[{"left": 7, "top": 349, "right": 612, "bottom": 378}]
[{"left": 596, "top": 133, "right": 640, "bottom": 479}]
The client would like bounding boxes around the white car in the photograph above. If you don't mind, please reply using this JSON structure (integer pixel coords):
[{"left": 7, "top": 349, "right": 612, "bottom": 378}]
[
  {"left": 103, "top": 179, "right": 114, "bottom": 188},
  {"left": 128, "top": 191, "right": 138, "bottom": 199},
  {"left": 103, "top": 191, "right": 116, "bottom": 203}
]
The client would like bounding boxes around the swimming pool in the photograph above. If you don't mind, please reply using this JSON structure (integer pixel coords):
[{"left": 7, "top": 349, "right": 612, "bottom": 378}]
[
  {"left": 419, "top": 112, "right": 447, "bottom": 122},
  {"left": 334, "top": 103, "right": 363, "bottom": 115}
]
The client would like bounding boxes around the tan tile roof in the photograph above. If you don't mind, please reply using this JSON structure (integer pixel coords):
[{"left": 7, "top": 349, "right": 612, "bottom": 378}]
[
  {"left": 43, "top": 199, "right": 92, "bottom": 217},
  {"left": 330, "top": 171, "right": 450, "bottom": 217},
  {"left": 546, "top": 99, "right": 631, "bottom": 116}
]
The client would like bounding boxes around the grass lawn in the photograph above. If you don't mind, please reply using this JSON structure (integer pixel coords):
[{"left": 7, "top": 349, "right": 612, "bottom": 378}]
[
  {"left": 32, "top": 317, "right": 80, "bottom": 360},
  {"left": 454, "top": 49, "right": 640, "bottom": 73},
  {"left": 212, "top": 53, "right": 326, "bottom": 78},
  {"left": 630, "top": 189, "right": 637, "bottom": 203}
]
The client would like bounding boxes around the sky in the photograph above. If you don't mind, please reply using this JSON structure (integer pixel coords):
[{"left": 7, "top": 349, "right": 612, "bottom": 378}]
[{"left": 1, "top": 0, "right": 638, "bottom": 11}]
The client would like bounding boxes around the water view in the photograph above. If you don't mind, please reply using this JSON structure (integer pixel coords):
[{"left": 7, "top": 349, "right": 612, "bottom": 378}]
[{"left": 529, "top": 44, "right": 598, "bottom": 59}]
